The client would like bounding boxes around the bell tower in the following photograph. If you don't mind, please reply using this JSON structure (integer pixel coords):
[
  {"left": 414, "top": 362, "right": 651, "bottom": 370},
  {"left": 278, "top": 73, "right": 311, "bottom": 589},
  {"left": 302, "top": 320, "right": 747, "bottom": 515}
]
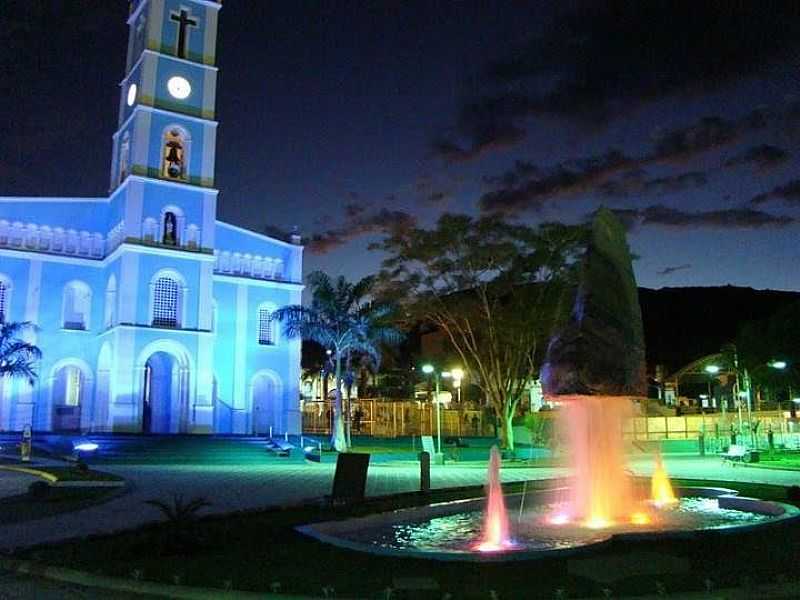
[{"left": 110, "top": 0, "right": 221, "bottom": 192}]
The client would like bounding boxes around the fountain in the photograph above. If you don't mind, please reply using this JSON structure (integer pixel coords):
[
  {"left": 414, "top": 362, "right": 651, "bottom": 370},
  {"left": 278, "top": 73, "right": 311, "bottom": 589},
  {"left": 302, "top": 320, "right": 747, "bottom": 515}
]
[
  {"left": 297, "top": 210, "right": 800, "bottom": 561},
  {"left": 474, "top": 446, "right": 514, "bottom": 552},
  {"left": 651, "top": 452, "right": 677, "bottom": 508}
]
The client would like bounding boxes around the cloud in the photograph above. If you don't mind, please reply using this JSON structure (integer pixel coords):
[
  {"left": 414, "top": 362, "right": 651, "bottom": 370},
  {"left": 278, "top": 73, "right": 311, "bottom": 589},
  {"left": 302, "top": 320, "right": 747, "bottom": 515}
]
[
  {"left": 639, "top": 205, "right": 794, "bottom": 229},
  {"left": 595, "top": 205, "right": 794, "bottom": 231},
  {"left": 307, "top": 207, "right": 417, "bottom": 254},
  {"left": 435, "top": 4, "right": 800, "bottom": 161},
  {"left": 432, "top": 110, "right": 527, "bottom": 163},
  {"left": 649, "top": 114, "right": 766, "bottom": 164},
  {"left": 657, "top": 264, "right": 692, "bottom": 276},
  {"left": 478, "top": 111, "right": 771, "bottom": 215},
  {"left": 724, "top": 144, "right": 790, "bottom": 170},
  {"left": 751, "top": 179, "right": 800, "bottom": 206},
  {"left": 424, "top": 191, "right": 450, "bottom": 204},
  {"left": 414, "top": 174, "right": 461, "bottom": 206},
  {"left": 599, "top": 170, "right": 707, "bottom": 198},
  {"left": 480, "top": 150, "right": 634, "bottom": 214}
]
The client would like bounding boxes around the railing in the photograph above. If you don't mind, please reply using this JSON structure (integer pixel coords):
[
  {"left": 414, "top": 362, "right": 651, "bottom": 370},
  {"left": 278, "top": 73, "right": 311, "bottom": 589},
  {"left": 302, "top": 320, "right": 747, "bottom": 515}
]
[
  {"left": 213, "top": 250, "right": 285, "bottom": 282},
  {"left": 302, "top": 398, "right": 492, "bottom": 438}
]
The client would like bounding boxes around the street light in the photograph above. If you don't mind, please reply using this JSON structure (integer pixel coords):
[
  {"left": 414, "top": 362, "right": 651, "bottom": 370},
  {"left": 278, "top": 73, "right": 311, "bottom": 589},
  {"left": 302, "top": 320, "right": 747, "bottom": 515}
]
[
  {"left": 451, "top": 368, "right": 464, "bottom": 404},
  {"left": 769, "top": 360, "right": 795, "bottom": 418},
  {"left": 421, "top": 363, "right": 443, "bottom": 456},
  {"left": 703, "top": 365, "right": 720, "bottom": 410}
]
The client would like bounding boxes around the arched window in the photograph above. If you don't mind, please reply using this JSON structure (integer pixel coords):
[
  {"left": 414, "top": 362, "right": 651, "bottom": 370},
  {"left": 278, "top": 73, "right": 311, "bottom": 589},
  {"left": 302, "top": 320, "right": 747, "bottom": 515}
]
[
  {"left": 104, "top": 275, "right": 117, "bottom": 328},
  {"left": 163, "top": 211, "right": 178, "bottom": 245},
  {"left": 63, "top": 366, "right": 83, "bottom": 406},
  {"left": 257, "top": 304, "right": 276, "bottom": 346},
  {"left": 62, "top": 281, "right": 92, "bottom": 330},
  {"left": 151, "top": 275, "right": 182, "bottom": 328},
  {"left": 160, "top": 206, "right": 184, "bottom": 246},
  {"left": 161, "top": 127, "right": 189, "bottom": 181},
  {"left": 0, "top": 276, "right": 11, "bottom": 323}
]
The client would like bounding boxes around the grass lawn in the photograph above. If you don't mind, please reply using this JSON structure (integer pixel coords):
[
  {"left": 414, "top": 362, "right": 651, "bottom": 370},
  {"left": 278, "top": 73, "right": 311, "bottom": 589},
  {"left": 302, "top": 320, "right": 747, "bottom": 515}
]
[
  {"left": 0, "top": 464, "right": 126, "bottom": 525},
  {"left": 18, "top": 478, "right": 800, "bottom": 599},
  {"left": 12, "top": 466, "right": 124, "bottom": 483},
  {"left": 750, "top": 450, "right": 800, "bottom": 471},
  {"left": 0, "top": 486, "right": 124, "bottom": 526}
]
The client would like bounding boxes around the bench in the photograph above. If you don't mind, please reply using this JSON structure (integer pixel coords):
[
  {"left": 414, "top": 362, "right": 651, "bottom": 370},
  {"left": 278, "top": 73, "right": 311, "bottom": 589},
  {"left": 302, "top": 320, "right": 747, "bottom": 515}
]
[
  {"left": 266, "top": 438, "right": 294, "bottom": 457},
  {"left": 721, "top": 444, "right": 749, "bottom": 465}
]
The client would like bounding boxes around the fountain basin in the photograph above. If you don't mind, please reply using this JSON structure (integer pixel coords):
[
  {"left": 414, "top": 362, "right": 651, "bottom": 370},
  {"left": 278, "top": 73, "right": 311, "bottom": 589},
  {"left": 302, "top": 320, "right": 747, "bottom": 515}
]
[{"left": 297, "top": 486, "right": 800, "bottom": 562}]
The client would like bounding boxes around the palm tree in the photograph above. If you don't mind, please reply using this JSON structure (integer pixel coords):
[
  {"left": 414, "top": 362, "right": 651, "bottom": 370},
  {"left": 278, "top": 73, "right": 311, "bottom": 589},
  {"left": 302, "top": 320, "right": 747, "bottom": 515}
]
[
  {"left": 0, "top": 321, "right": 42, "bottom": 385},
  {"left": 274, "top": 271, "right": 401, "bottom": 451}
]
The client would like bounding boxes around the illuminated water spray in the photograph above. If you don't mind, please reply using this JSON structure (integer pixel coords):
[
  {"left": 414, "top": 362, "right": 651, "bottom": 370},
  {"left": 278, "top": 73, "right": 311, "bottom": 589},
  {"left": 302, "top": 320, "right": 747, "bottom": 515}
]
[
  {"left": 651, "top": 452, "right": 677, "bottom": 507},
  {"left": 559, "top": 395, "right": 635, "bottom": 527},
  {"left": 475, "top": 446, "right": 513, "bottom": 552}
]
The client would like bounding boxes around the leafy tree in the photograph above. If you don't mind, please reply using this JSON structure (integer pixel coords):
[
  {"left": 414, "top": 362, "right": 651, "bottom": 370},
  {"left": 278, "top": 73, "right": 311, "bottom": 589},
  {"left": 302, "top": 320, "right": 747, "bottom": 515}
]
[
  {"left": 0, "top": 321, "right": 42, "bottom": 385},
  {"left": 737, "top": 302, "right": 800, "bottom": 415},
  {"left": 374, "top": 214, "right": 585, "bottom": 450},
  {"left": 275, "top": 271, "right": 401, "bottom": 451}
]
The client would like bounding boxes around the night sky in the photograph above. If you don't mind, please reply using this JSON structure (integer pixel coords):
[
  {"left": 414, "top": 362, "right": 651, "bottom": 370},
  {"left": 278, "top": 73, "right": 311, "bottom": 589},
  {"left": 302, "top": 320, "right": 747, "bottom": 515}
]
[{"left": 2, "top": 2, "right": 800, "bottom": 290}]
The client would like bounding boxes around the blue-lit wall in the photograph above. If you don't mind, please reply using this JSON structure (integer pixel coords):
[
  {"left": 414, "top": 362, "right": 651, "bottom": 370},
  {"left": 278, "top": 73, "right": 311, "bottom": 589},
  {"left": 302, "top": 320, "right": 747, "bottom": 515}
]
[{"left": 0, "top": 0, "right": 302, "bottom": 436}]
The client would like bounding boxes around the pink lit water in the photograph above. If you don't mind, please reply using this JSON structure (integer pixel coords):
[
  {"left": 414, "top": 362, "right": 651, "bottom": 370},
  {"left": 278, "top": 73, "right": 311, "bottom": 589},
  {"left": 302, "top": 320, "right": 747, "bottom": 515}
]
[
  {"left": 558, "top": 395, "right": 636, "bottom": 526},
  {"left": 475, "top": 446, "right": 514, "bottom": 551}
]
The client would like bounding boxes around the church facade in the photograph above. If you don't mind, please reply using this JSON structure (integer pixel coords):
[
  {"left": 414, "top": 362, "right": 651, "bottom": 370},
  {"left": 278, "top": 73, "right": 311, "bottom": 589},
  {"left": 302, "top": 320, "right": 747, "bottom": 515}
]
[{"left": 0, "top": 0, "right": 304, "bottom": 435}]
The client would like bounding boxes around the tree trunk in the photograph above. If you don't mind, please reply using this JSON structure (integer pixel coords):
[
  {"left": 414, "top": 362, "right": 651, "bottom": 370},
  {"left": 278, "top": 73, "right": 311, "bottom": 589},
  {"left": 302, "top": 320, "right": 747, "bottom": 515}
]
[
  {"left": 345, "top": 384, "right": 353, "bottom": 448},
  {"left": 503, "top": 409, "right": 515, "bottom": 452},
  {"left": 331, "top": 355, "right": 348, "bottom": 452},
  {"left": 497, "top": 397, "right": 519, "bottom": 451}
]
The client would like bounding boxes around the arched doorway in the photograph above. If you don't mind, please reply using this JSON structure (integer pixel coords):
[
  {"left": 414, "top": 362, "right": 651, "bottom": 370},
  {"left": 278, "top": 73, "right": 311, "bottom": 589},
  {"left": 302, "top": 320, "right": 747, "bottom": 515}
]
[
  {"left": 141, "top": 350, "right": 190, "bottom": 434},
  {"left": 50, "top": 361, "right": 92, "bottom": 432},
  {"left": 251, "top": 371, "right": 282, "bottom": 435}
]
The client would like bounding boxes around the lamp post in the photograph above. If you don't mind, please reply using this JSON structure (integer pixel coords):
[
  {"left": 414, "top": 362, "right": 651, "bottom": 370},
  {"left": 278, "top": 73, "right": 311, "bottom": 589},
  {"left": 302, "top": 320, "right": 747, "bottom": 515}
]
[
  {"left": 451, "top": 368, "right": 464, "bottom": 404},
  {"left": 422, "top": 364, "right": 442, "bottom": 455},
  {"left": 704, "top": 364, "right": 720, "bottom": 410},
  {"left": 768, "top": 360, "right": 796, "bottom": 420}
]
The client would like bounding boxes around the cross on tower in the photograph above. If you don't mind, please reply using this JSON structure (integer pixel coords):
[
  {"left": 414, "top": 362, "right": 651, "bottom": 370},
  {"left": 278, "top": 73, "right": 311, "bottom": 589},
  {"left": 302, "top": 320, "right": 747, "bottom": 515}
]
[{"left": 170, "top": 9, "right": 198, "bottom": 59}]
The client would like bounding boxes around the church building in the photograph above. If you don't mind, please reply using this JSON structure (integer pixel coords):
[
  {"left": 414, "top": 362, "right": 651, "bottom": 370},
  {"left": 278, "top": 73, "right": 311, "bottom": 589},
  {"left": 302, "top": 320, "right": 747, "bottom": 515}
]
[{"left": 0, "top": 0, "right": 304, "bottom": 435}]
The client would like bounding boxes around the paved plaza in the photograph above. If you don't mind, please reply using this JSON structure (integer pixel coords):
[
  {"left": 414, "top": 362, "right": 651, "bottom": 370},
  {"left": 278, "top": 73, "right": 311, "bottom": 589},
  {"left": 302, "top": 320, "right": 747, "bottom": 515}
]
[{"left": 0, "top": 453, "right": 797, "bottom": 553}]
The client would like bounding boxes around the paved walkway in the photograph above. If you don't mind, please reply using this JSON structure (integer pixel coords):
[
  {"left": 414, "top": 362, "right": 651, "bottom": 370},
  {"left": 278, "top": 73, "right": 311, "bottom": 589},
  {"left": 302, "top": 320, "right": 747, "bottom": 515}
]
[{"left": 0, "top": 454, "right": 796, "bottom": 552}]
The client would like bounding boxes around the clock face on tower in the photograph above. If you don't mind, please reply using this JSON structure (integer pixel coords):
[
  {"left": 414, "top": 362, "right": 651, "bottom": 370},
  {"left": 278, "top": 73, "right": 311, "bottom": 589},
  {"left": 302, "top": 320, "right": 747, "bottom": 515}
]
[
  {"left": 127, "top": 83, "right": 137, "bottom": 107},
  {"left": 167, "top": 76, "right": 192, "bottom": 100}
]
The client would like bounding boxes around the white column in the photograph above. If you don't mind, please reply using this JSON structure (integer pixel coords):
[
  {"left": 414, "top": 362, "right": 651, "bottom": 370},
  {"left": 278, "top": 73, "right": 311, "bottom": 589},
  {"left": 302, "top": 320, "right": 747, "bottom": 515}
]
[
  {"left": 16, "top": 260, "right": 42, "bottom": 427},
  {"left": 118, "top": 253, "right": 140, "bottom": 324},
  {"left": 232, "top": 284, "right": 249, "bottom": 433}
]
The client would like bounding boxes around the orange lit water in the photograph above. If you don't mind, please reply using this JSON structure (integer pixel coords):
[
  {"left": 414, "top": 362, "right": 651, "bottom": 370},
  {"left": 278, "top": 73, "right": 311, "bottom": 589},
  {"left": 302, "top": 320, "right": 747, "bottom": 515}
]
[
  {"left": 558, "top": 395, "right": 636, "bottom": 526},
  {"left": 651, "top": 452, "right": 677, "bottom": 507}
]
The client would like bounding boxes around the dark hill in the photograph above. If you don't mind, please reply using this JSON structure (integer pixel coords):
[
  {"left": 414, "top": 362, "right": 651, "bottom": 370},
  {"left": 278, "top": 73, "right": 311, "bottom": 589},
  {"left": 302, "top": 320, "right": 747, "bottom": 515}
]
[{"left": 639, "top": 285, "right": 800, "bottom": 374}]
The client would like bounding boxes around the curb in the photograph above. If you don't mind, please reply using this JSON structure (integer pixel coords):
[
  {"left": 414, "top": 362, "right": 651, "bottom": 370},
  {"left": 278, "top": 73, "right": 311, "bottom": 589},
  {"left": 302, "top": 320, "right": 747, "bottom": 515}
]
[
  {"left": 0, "top": 466, "right": 58, "bottom": 483},
  {"left": 0, "top": 558, "right": 346, "bottom": 599}
]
